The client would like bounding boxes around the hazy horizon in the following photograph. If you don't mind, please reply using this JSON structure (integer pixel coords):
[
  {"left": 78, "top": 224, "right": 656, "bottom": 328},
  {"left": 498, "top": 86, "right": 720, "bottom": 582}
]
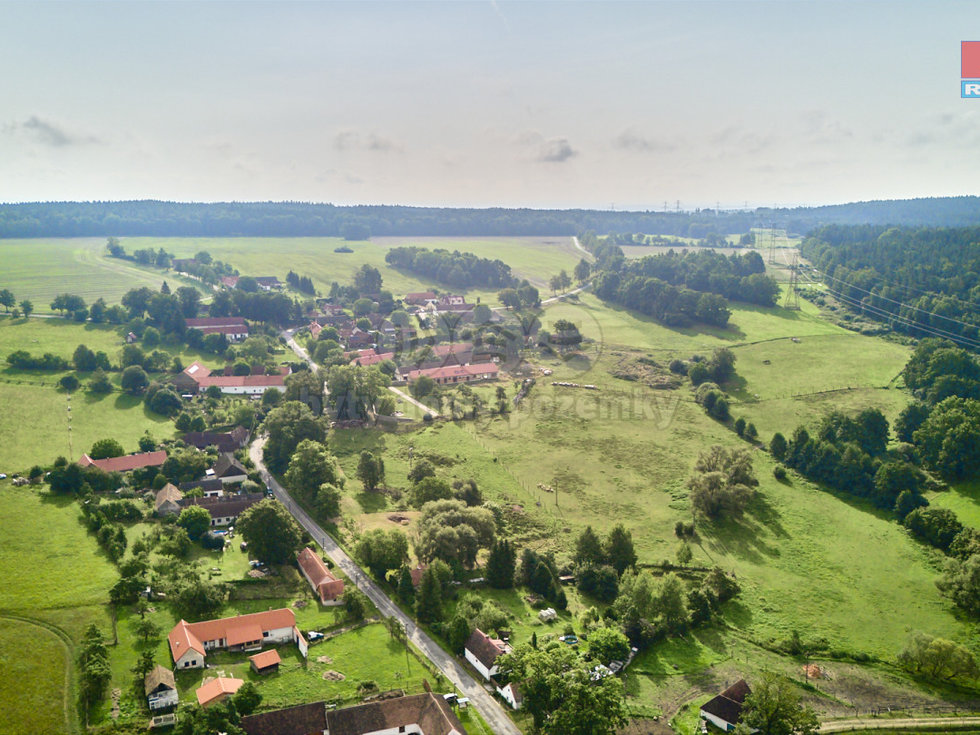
[{"left": 3, "top": 1, "right": 979, "bottom": 209}]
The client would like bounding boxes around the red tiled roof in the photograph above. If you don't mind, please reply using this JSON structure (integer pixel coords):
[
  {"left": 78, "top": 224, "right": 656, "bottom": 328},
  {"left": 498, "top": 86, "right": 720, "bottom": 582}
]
[
  {"left": 182, "top": 361, "right": 212, "bottom": 379},
  {"left": 430, "top": 342, "right": 473, "bottom": 357},
  {"left": 249, "top": 649, "right": 281, "bottom": 670},
  {"left": 168, "top": 609, "right": 295, "bottom": 663},
  {"left": 351, "top": 352, "right": 394, "bottom": 366},
  {"left": 406, "top": 363, "right": 498, "bottom": 382},
  {"left": 78, "top": 450, "right": 168, "bottom": 473},
  {"left": 196, "top": 677, "right": 244, "bottom": 707},
  {"left": 297, "top": 547, "right": 344, "bottom": 602},
  {"left": 227, "top": 623, "right": 264, "bottom": 647}
]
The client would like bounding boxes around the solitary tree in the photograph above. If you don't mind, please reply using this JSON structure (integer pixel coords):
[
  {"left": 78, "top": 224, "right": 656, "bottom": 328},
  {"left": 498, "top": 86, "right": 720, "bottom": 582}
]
[
  {"left": 236, "top": 499, "right": 303, "bottom": 564},
  {"left": 357, "top": 451, "right": 385, "bottom": 491}
]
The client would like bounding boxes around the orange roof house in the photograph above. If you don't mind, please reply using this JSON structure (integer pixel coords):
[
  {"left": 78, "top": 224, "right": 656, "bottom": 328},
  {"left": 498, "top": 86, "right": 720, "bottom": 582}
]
[
  {"left": 78, "top": 450, "right": 168, "bottom": 473},
  {"left": 168, "top": 608, "right": 296, "bottom": 669},
  {"left": 405, "top": 363, "right": 498, "bottom": 386},
  {"left": 196, "top": 677, "right": 244, "bottom": 707},
  {"left": 297, "top": 547, "right": 345, "bottom": 604}
]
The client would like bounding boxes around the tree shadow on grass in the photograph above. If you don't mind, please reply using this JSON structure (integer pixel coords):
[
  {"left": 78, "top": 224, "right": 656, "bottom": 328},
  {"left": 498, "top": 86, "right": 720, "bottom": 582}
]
[
  {"left": 354, "top": 491, "right": 389, "bottom": 514},
  {"left": 692, "top": 626, "right": 728, "bottom": 656},
  {"left": 699, "top": 512, "right": 782, "bottom": 565},
  {"left": 597, "top": 301, "right": 749, "bottom": 343}
]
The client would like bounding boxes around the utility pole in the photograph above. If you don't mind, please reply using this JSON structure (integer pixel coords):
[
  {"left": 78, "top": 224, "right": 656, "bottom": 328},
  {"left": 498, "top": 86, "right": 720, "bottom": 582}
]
[
  {"left": 767, "top": 224, "right": 777, "bottom": 264},
  {"left": 784, "top": 251, "right": 801, "bottom": 310}
]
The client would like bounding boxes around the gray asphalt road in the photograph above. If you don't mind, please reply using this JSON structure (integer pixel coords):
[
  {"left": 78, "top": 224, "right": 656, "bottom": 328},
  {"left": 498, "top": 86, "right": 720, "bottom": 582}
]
[{"left": 249, "top": 436, "right": 521, "bottom": 735}]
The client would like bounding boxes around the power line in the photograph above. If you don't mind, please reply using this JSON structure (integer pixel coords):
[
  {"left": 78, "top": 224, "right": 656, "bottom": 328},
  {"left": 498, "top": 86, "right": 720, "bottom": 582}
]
[
  {"left": 823, "top": 286, "right": 980, "bottom": 350},
  {"left": 812, "top": 268, "right": 980, "bottom": 332}
]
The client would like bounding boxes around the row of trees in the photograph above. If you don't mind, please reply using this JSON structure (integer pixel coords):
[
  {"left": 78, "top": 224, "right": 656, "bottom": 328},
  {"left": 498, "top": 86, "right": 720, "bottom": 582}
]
[
  {"left": 594, "top": 271, "right": 732, "bottom": 328},
  {"left": 385, "top": 246, "right": 515, "bottom": 288},
  {"left": 802, "top": 224, "right": 980, "bottom": 343}
]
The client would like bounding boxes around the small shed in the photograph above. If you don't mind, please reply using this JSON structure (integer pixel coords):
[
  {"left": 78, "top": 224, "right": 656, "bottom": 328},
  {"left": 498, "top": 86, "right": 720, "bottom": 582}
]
[
  {"left": 538, "top": 607, "right": 557, "bottom": 622},
  {"left": 249, "top": 648, "right": 281, "bottom": 675},
  {"left": 700, "top": 679, "right": 751, "bottom": 732}
]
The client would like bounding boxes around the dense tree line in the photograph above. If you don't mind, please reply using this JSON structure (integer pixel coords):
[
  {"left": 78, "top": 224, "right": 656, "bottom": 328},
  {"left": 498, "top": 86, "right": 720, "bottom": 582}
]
[
  {"left": 384, "top": 246, "right": 515, "bottom": 288},
  {"left": 286, "top": 270, "right": 316, "bottom": 294},
  {"left": 591, "top": 249, "right": 778, "bottom": 328},
  {"left": 6, "top": 197, "right": 980, "bottom": 239},
  {"left": 802, "top": 225, "right": 980, "bottom": 345}
]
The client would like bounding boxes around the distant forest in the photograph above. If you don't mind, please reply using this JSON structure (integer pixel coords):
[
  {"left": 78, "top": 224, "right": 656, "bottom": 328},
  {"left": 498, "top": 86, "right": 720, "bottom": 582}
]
[
  {"left": 3, "top": 197, "right": 980, "bottom": 238},
  {"left": 802, "top": 225, "right": 980, "bottom": 347}
]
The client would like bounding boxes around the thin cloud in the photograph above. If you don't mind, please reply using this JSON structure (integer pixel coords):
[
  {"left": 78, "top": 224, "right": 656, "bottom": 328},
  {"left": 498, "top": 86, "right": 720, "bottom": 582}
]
[
  {"left": 334, "top": 130, "right": 401, "bottom": 153},
  {"left": 540, "top": 138, "right": 576, "bottom": 163},
  {"left": 613, "top": 129, "right": 672, "bottom": 152},
  {"left": 18, "top": 116, "right": 99, "bottom": 147}
]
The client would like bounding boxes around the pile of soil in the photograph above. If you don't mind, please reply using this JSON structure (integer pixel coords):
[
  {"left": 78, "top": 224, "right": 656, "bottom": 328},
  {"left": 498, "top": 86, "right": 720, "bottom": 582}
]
[{"left": 322, "top": 670, "right": 345, "bottom": 681}]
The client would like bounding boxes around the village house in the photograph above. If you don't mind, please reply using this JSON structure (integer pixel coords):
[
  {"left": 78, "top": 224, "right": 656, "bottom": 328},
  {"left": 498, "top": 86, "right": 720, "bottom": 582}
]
[
  {"left": 220, "top": 276, "right": 282, "bottom": 291},
  {"left": 211, "top": 453, "right": 249, "bottom": 484},
  {"left": 494, "top": 680, "right": 523, "bottom": 711},
  {"left": 181, "top": 426, "right": 249, "bottom": 453},
  {"left": 178, "top": 478, "right": 224, "bottom": 496},
  {"left": 346, "top": 327, "right": 375, "bottom": 349},
  {"left": 350, "top": 350, "right": 395, "bottom": 367},
  {"left": 179, "top": 492, "right": 264, "bottom": 527},
  {"left": 168, "top": 608, "right": 298, "bottom": 668},
  {"left": 78, "top": 450, "right": 168, "bottom": 473},
  {"left": 185, "top": 316, "right": 249, "bottom": 342},
  {"left": 411, "top": 342, "right": 474, "bottom": 370},
  {"left": 307, "top": 321, "right": 323, "bottom": 340},
  {"left": 404, "top": 291, "right": 438, "bottom": 306},
  {"left": 403, "top": 363, "right": 498, "bottom": 386},
  {"left": 464, "top": 628, "right": 511, "bottom": 681},
  {"left": 700, "top": 679, "right": 751, "bottom": 733},
  {"left": 144, "top": 665, "right": 178, "bottom": 711},
  {"left": 174, "top": 361, "right": 287, "bottom": 396},
  {"left": 154, "top": 483, "right": 183, "bottom": 515},
  {"left": 296, "top": 547, "right": 345, "bottom": 604},
  {"left": 241, "top": 692, "right": 467, "bottom": 735},
  {"left": 196, "top": 677, "right": 244, "bottom": 708}
]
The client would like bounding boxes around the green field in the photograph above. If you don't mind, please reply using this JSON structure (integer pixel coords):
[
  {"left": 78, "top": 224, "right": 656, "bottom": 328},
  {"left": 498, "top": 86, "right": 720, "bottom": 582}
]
[
  {"left": 0, "top": 382, "right": 174, "bottom": 472},
  {"left": 0, "top": 617, "right": 73, "bottom": 735},
  {"left": 117, "top": 235, "right": 584, "bottom": 303},
  {"left": 0, "top": 238, "right": 181, "bottom": 312}
]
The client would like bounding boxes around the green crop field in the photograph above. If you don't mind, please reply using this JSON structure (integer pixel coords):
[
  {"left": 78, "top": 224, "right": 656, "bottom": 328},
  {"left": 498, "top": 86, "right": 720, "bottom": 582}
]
[
  {"left": 0, "top": 617, "right": 73, "bottom": 735},
  {"left": 115, "top": 235, "right": 583, "bottom": 304},
  {"left": 0, "top": 238, "right": 179, "bottom": 312}
]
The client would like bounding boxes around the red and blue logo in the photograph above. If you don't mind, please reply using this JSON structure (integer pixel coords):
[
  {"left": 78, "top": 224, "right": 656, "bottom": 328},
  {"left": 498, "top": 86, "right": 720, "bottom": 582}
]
[{"left": 963, "top": 41, "right": 980, "bottom": 97}]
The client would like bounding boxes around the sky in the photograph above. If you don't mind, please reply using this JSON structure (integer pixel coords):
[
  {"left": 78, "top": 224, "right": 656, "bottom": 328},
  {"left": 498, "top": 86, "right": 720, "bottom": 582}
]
[{"left": 1, "top": 0, "right": 979, "bottom": 209}]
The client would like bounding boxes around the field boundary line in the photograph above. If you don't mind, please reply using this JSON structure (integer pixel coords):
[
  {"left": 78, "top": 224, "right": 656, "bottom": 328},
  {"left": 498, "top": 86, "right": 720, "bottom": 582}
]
[{"left": 0, "top": 612, "right": 79, "bottom": 735}]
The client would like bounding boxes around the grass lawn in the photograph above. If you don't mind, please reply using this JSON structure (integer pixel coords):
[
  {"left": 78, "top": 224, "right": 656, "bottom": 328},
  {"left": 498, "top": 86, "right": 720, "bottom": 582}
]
[
  {"left": 168, "top": 622, "right": 428, "bottom": 712},
  {"left": 928, "top": 480, "right": 980, "bottom": 530},
  {"left": 0, "top": 617, "right": 73, "bottom": 735},
  {"left": 0, "top": 487, "right": 117, "bottom": 610},
  {"left": 0, "top": 382, "right": 175, "bottom": 472}
]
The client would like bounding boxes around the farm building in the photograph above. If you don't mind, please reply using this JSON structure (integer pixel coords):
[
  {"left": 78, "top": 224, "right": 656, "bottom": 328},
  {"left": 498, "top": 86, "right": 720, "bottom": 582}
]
[
  {"left": 186, "top": 317, "right": 249, "bottom": 342},
  {"left": 196, "top": 677, "right": 244, "bottom": 708},
  {"left": 700, "top": 679, "right": 751, "bottom": 732},
  {"left": 181, "top": 426, "right": 249, "bottom": 452},
  {"left": 154, "top": 483, "right": 183, "bottom": 515},
  {"left": 144, "top": 665, "right": 178, "bottom": 711},
  {"left": 350, "top": 351, "right": 395, "bottom": 367},
  {"left": 296, "top": 547, "right": 344, "bottom": 604},
  {"left": 464, "top": 628, "right": 510, "bottom": 681},
  {"left": 241, "top": 692, "right": 466, "bottom": 735},
  {"left": 179, "top": 492, "right": 264, "bottom": 527},
  {"left": 78, "top": 450, "right": 167, "bottom": 473},
  {"left": 404, "top": 291, "right": 437, "bottom": 306},
  {"left": 168, "top": 608, "right": 297, "bottom": 668},
  {"left": 174, "top": 361, "right": 287, "bottom": 396},
  {"left": 249, "top": 649, "right": 281, "bottom": 675},
  {"left": 404, "top": 363, "right": 498, "bottom": 386}
]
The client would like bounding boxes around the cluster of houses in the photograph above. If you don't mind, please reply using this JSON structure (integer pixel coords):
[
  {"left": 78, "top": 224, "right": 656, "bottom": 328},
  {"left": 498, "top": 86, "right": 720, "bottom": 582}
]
[
  {"left": 173, "top": 360, "right": 289, "bottom": 397},
  {"left": 463, "top": 629, "right": 522, "bottom": 711}
]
